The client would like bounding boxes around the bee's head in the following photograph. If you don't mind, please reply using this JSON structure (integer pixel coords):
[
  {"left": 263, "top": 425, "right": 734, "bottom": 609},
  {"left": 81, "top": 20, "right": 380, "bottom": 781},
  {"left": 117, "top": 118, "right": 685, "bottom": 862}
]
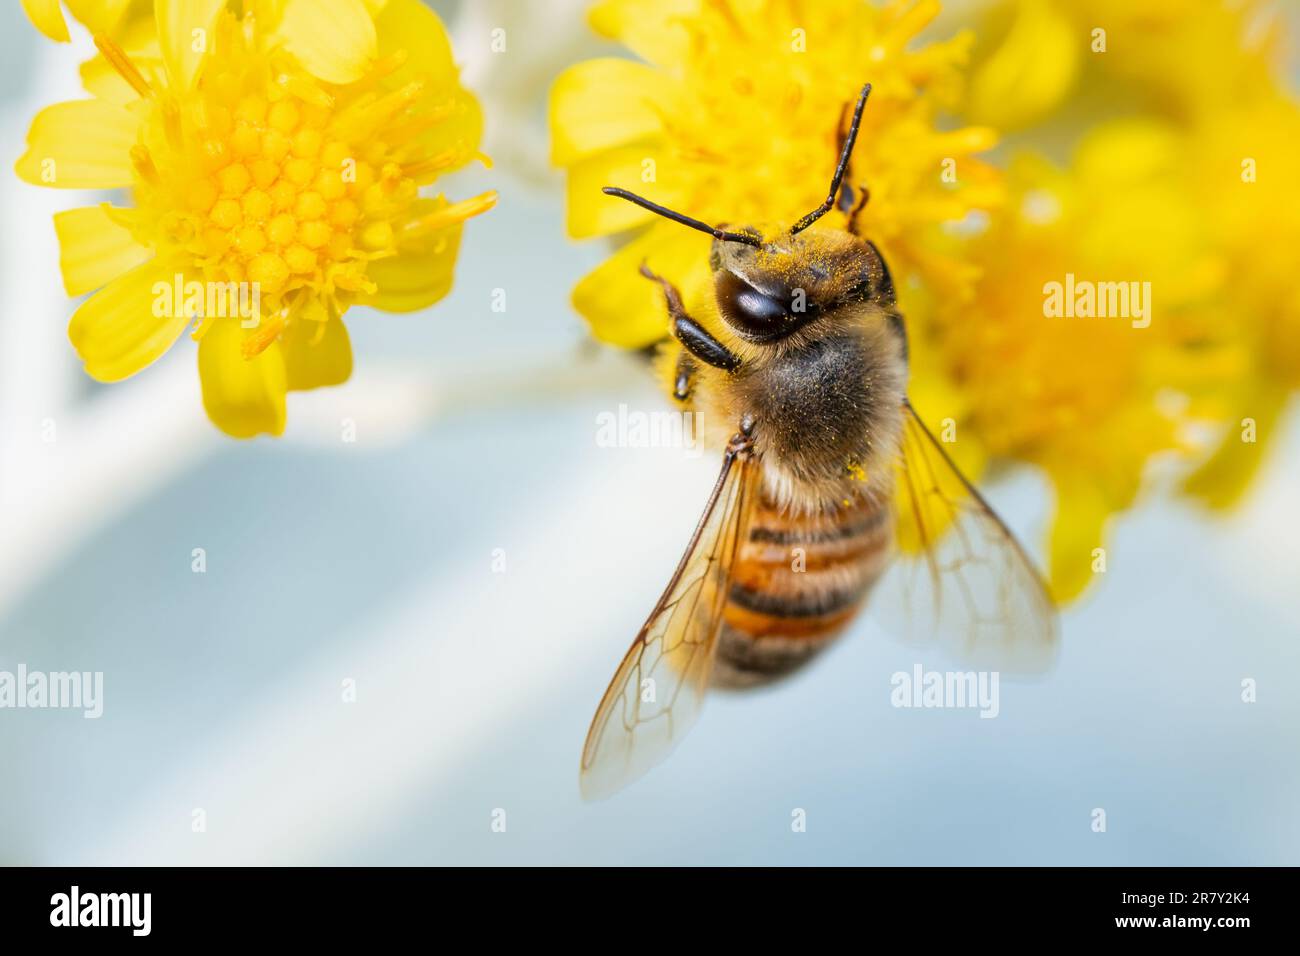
[
  {"left": 706, "top": 226, "right": 892, "bottom": 343},
  {"left": 601, "top": 82, "right": 881, "bottom": 346}
]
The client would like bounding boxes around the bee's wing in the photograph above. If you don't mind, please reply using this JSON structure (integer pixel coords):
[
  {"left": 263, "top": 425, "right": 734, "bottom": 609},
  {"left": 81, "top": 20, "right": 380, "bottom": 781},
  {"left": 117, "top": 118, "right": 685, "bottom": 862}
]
[
  {"left": 876, "top": 400, "right": 1058, "bottom": 674},
  {"left": 580, "top": 445, "right": 759, "bottom": 799}
]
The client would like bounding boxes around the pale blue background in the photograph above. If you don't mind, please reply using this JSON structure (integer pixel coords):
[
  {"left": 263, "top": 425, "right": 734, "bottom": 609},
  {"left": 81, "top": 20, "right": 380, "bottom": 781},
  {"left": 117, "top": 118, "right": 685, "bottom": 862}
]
[{"left": 0, "top": 0, "right": 1296, "bottom": 866}]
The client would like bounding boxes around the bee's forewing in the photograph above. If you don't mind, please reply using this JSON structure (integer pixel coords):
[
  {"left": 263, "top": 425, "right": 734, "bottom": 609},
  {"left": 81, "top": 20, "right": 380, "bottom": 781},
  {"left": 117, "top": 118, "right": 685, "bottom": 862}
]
[{"left": 580, "top": 448, "right": 758, "bottom": 799}]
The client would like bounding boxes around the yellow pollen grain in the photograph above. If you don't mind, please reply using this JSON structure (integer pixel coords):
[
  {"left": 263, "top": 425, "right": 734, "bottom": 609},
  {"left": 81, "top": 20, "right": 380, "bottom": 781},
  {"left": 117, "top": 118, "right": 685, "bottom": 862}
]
[
  {"left": 267, "top": 213, "right": 297, "bottom": 246},
  {"left": 314, "top": 169, "right": 346, "bottom": 201},
  {"left": 247, "top": 253, "right": 289, "bottom": 292},
  {"left": 298, "top": 220, "right": 331, "bottom": 249},
  {"left": 284, "top": 158, "right": 315, "bottom": 187},
  {"left": 292, "top": 128, "right": 323, "bottom": 159},
  {"left": 321, "top": 141, "right": 351, "bottom": 168},
  {"left": 285, "top": 244, "right": 317, "bottom": 273},
  {"left": 269, "top": 100, "right": 300, "bottom": 133},
  {"left": 329, "top": 199, "right": 360, "bottom": 228},
  {"left": 262, "top": 129, "right": 291, "bottom": 163},
  {"left": 242, "top": 188, "right": 274, "bottom": 220},
  {"left": 234, "top": 225, "right": 267, "bottom": 255},
  {"left": 218, "top": 163, "right": 251, "bottom": 196},
  {"left": 294, "top": 191, "right": 326, "bottom": 220},
  {"left": 251, "top": 159, "right": 279, "bottom": 190},
  {"left": 210, "top": 198, "right": 241, "bottom": 229},
  {"left": 270, "top": 180, "right": 297, "bottom": 211}
]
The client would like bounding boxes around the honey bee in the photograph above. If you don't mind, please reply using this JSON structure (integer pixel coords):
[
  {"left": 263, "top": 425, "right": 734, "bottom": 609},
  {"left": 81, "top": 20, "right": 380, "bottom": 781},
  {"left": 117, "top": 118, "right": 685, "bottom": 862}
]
[{"left": 581, "top": 84, "right": 1057, "bottom": 798}]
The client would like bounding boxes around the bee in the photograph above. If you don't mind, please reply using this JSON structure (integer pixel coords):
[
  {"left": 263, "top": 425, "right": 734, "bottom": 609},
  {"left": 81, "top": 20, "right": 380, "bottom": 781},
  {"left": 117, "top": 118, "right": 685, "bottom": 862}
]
[{"left": 581, "top": 84, "right": 1057, "bottom": 799}]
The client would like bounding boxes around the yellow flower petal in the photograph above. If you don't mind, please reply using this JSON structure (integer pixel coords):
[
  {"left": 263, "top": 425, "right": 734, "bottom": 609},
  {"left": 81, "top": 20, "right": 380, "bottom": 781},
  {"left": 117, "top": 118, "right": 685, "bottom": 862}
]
[
  {"left": 364, "top": 204, "right": 464, "bottom": 313},
  {"left": 21, "top": 0, "right": 69, "bottom": 42},
  {"left": 1183, "top": 384, "right": 1289, "bottom": 510},
  {"left": 14, "top": 99, "right": 138, "bottom": 189},
  {"left": 375, "top": 0, "right": 455, "bottom": 88},
  {"left": 550, "top": 59, "right": 671, "bottom": 166},
  {"left": 156, "top": 0, "right": 226, "bottom": 90},
  {"left": 565, "top": 143, "right": 684, "bottom": 239},
  {"left": 572, "top": 221, "right": 710, "bottom": 348},
  {"left": 1046, "top": 471, "right": 1110, "bottom": 604},
  {"left": 198, "top": 320, "right": 287, "bottom": 438},
  {"left": 53, "top": 204, "right": 152, "bottom": 297},
  {"left": 588, "top": 0, "right": 697, "bottom": 67},
  {"left": 283, "top": 316, "right": 353, "bottom": 391},
  {"left": 967, "top": 0, "right": 1080, "bottom": 131},
  {"left": 69, "top": 257, "right": 190, "bottom": 383},
  {"left": 280, "top": 0, "right": 377, "bottom": 85},
  {"left": 66, "top": 0, "right": 132, "bottom": 33}
]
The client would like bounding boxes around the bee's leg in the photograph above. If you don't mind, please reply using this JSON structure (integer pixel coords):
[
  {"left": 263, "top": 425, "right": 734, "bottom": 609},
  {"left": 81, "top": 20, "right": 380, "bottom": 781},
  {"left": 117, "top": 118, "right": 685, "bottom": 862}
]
[
  {"left": 673, "top": 351, "right": 697, "bottom": 402},
  {"left": 639, "top": 263, "right": 741, "bottom": 372}
]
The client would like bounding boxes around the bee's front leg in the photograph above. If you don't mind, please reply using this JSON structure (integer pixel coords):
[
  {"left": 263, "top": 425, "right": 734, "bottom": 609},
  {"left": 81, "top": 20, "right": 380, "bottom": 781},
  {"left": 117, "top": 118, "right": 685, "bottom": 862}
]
[
  {"left": 673, "top": 351, "right": 696, "bottom": 402},
  {"left": 639, "top": 264, "right": 741, "bottom": 373}
]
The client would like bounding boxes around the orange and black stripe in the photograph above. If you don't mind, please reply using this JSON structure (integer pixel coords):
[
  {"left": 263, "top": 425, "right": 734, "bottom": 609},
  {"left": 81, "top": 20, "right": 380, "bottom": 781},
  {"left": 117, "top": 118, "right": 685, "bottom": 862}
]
[{"left": 712, "top": 490, "right": 892, "bottom": 688}]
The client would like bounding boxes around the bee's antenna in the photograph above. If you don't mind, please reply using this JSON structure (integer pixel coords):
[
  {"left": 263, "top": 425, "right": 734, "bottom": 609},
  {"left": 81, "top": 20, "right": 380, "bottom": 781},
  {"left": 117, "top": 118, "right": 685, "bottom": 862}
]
[
  {"left": 602, "top": 187, "right": 763, "bottom": 247},
  {"left": 790, "top": 83, "right": 871, "bottom": 235}
]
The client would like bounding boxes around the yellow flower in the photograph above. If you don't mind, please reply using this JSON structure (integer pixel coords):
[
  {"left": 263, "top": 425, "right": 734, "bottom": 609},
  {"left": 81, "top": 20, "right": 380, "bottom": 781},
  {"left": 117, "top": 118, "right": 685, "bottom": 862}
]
[
  {"left": 912, "top": 128, "right": 1242, "bottom": 602},
  {"left": 1178, "top": 92, "right": 1300, "bottom": 508},
  {"left": 963, "top": 0, "right": 1285, "bottom": 132},
  {"left": 16, "top": 0, "right": 494, "bottom": 438},
  {"left": 550, "top": 0, "right": 1001, "bottom": 349},
  {"left": 958, "top": 0, "right": 1300, "bottom": 513}
]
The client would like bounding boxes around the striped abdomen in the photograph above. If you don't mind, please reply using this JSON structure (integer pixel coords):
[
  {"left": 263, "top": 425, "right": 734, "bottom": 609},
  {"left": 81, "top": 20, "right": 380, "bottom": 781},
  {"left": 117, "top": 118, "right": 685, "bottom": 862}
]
[{"left": 712, "top": 488, "right": 893, "bottom": 688}]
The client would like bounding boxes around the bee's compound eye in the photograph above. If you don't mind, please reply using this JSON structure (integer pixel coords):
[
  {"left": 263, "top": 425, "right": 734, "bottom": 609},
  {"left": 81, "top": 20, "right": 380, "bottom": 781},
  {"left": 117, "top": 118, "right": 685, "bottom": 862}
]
[
  {"left": 733, "top": 286, "right": 787, "bottom": 323},
  {"left": 716, "top": 271, "right": 800, "bottom": 342}
]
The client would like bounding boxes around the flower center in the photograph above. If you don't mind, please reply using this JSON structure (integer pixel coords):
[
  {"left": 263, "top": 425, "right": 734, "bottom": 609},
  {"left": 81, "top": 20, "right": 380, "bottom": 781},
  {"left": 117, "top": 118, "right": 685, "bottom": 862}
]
[{"left": 96, "top": 26, "right": 493, "bottom": 349}]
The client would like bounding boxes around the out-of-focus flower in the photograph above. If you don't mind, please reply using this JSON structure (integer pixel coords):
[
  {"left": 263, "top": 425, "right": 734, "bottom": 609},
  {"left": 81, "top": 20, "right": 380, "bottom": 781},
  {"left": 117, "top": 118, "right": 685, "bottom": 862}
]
[
  {"left": 956, "top": 0, "right": 1300, "bottom": 515},
  {"left": 16, "top": 0, "right": 494, "bottom": 438},
  {"left": 1177, "top": 92, "right": 1300, "bottom": 508},
  {"left": 962, "top": 0, "right": 1286, "bottom": 132},
  {"left": 910, "top": 125, "right": 1243, "bottom": 601},
  {"left": 550, "top": 0, "right": 1001, "bottom": 349}
]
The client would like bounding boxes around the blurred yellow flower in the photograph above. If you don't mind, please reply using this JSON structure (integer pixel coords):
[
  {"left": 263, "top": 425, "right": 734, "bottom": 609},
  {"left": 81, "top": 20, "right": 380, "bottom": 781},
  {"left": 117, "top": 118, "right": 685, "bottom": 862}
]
[
  {"left": 16, "top": 0, "right": 493, "bottom": 438},
  {"left": 550, "top": 0, "right": 1001, "bottom": 349},
  {"left": 963, "top": 0, "right": 1286, "bottom": 132},
  {"left": 960, "top": 0, "right": 1300, "bottom": 513},
  {"left": 911, "top": 129, "right": 1241, "bottom": 601}
]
